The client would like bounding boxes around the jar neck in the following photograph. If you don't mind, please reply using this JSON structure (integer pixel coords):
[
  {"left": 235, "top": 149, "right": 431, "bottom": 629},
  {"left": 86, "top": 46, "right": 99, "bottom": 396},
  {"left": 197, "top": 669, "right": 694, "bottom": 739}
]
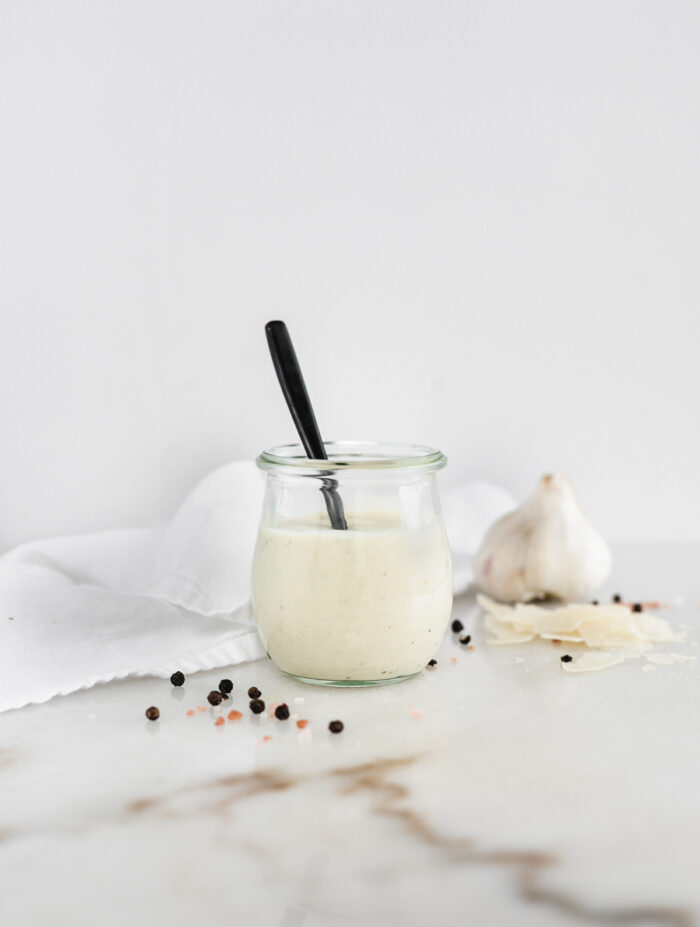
[{"left": 256, "top": 441, "right": 447, "bottom": 479}]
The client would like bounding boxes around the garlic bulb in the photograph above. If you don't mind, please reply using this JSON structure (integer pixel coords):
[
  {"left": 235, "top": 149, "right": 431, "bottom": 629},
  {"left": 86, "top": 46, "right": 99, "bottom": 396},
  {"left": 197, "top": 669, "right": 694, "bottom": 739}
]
[{"left": 473, "top": 473, "right": 611, "bottom": 603}]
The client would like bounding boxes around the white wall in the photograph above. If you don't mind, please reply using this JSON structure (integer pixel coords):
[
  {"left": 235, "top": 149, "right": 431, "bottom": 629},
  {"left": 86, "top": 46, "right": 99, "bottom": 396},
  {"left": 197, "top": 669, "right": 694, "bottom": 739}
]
[{"left": 1, "top": 0, "right": 699, "bottom": 550}]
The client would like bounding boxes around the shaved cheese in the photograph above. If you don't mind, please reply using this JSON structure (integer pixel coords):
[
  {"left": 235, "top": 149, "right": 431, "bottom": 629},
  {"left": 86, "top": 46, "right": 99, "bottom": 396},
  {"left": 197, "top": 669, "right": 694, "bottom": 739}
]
[
  {"left": 484, "top": 612, "right": 535, "bottom": 645},
  {"left": 478, "top": 593, "right": 691, "bottom": 673},
  {"left": 561, "top": 652, "right": 626, "bottom": 673},
  {"left": 636, "top": 614, "right": 686, "bottom": 642},
  {"left": 645, "top": 653, "right": 697, "bottom": 666}
]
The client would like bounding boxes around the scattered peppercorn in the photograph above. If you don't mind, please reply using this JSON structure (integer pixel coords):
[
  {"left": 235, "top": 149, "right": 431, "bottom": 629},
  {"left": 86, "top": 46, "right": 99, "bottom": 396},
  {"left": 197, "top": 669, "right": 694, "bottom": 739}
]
[
  {"left": 145, "top": 706, "right": 160, "bottom": 721},
  {"left": 612, "top": 594, "right": 622, "bottom": 603},
  {"left": 207, "top": 690, "right": 223, "bottom": 706},
  {"left": 329, "top": 720, "right": 344, "bottom": 734},
  {"left": 274, "top": 703, "right": 290, "bottom": 720},
  {"left": 219, "top": 678, "right": 233, "bottom": 695},
  {"left": 561, "top": 655, "right": 573, "bottom": 663},
  {"left": 247, "top": 686, "right": 261, "bottom": 699},
  {"left": 459, "top": 634, "right": 472, "bottom": 645},
  {"left": 632, "top": 603, "right": 643, "bottom": 613},
  {"left": 427, "top": 659, "right": 437, "bottom": 667},
  {"left": 170, "top": 671, "right": 185, "bottom": 687},
  {"left": 591, "top": 600, "right": 599, "bottom": 606},
  {"left": 249, "top": 698, "right": 265, "bottom": 714},
  {"left": 451, "top": 619, "right": 464, "bottom": 633}
]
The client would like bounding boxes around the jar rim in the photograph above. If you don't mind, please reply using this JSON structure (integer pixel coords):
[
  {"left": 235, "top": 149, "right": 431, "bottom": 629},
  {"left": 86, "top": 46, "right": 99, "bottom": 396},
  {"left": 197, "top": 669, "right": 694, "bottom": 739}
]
[{"left": 256, "top": 440, "right": 447, "bottom": 473}]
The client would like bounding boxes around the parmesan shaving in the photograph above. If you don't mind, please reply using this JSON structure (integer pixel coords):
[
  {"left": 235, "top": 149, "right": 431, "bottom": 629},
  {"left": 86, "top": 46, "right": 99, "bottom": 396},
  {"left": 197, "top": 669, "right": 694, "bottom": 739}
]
[
  {"left": 560, "top": 652, "right": 626, "bottom": 673},
  {"left": 645, "top": 653, "right": 697, "bottom": 666},
  {"left": 483, "top": 612, "right": 535, "bottom": 645},
  {"left": 478, "top": 594, "right": 691, "bottom": 673}
]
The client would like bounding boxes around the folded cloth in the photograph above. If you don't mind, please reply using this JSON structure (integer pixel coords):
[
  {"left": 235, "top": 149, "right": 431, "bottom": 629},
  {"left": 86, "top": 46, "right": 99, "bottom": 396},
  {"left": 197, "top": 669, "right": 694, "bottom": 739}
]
[{"left": 0, "top": 461, "right": 514, "bottom": 712}]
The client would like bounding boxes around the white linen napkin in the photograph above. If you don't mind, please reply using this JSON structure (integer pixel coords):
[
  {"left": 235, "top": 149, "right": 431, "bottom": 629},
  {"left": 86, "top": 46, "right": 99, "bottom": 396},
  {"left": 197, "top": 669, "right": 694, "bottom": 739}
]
[{"left": 0, "top": 461, "right": 514, "bottom": 712}]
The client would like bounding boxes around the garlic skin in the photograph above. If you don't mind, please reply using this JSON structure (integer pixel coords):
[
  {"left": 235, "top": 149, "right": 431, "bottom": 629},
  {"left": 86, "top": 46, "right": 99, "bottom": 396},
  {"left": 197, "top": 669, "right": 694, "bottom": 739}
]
[{"left": 473, "top": 473, "right": 612, "bottom": 603}]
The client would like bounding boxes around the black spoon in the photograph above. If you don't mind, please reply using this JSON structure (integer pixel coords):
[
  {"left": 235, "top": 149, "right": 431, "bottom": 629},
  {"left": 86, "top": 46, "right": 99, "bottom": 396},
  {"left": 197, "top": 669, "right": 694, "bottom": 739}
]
[{"left": 265, "top": 320, "right": 347, "bottom": 530}]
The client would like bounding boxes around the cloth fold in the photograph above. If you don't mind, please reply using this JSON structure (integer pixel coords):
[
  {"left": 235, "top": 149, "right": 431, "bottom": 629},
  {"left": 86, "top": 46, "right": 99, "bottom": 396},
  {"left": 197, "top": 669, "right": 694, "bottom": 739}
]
[{"left": 0, "top": 461, "right": 514, "bottom": 713}]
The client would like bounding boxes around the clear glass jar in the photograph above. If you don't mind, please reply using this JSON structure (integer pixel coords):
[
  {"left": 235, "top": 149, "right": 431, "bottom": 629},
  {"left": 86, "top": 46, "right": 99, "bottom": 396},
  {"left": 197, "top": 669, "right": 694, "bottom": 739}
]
[{"left": 251, "top": 441, "right": 453, "bottom": 686}]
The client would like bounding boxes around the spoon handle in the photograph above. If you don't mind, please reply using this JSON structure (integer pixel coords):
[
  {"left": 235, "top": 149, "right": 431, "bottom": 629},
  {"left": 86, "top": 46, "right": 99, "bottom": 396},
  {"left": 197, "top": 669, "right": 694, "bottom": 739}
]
[{"left": 265, "top": 321, "right": 347, "bottom": 530}]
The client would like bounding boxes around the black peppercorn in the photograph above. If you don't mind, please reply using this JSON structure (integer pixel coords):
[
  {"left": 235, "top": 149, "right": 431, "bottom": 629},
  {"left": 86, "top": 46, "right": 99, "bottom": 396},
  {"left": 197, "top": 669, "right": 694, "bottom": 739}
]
[
  {"left": 591, "top": 600, "right": 599, "bottom": 606},
  {"left": 560, "top": 655, "right": 573, "bottom": 663},
  {"left": 207, "top": 690, "right": 223, "bottom": 706},
  {"left": 329, "top": 720, "right": 344, "bottom": 734},
  {"left": 427, "top": 659, "right": 437, "bottom": 667},
  {"left": 451, "top": 619, "right": 464, "bottom": 633},
  {"left": 632, "top": 603, "right": 643, "bottom": 613},
  {"left": 274, "top": 703, "right": 290, "bottom": 720},
  {"left": 459, "top": 634, "right": 472, "bottom": 645},
  {"left": 218, "top": 678, "right": 233, "bottom": 695},
  {"left": 145, "top": 706, "right": 160, "bottom": 721},
  {"left": 170, "top": 671, "right": 185, "bottom": 687},
  {"left": 612, "top": 594, "right": 622, "bottom": 603},
  {"left": 249, "top": 698, "right": 265, "bottom": 714},
  {"left": 247, "top": 686, "right": 261, "bottom": 699}
]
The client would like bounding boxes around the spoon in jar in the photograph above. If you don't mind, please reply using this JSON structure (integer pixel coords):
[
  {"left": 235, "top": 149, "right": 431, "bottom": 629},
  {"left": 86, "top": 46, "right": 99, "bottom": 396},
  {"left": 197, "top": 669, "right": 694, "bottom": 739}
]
[{"left": 265, "top": 320, "right": 347, "bottom": 530}]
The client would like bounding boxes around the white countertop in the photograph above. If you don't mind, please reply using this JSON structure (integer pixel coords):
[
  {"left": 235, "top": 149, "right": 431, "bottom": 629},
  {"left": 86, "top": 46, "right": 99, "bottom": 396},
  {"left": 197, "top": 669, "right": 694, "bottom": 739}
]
[{"left": 1, "top": 543, "right": 698, "bottom": 927}]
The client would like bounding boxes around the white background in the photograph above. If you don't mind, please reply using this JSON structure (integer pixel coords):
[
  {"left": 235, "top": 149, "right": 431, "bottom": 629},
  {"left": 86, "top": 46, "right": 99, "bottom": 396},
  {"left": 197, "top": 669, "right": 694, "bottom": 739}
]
[{"left": 1, "top": 0, "right": 698, "bottom": 551}]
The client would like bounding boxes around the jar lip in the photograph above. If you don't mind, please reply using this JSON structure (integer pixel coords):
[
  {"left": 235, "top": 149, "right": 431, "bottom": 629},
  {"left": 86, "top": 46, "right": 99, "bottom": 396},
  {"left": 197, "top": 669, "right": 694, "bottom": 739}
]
[{"left": 256, "top": 440, "right": 447, "bottom": 473}]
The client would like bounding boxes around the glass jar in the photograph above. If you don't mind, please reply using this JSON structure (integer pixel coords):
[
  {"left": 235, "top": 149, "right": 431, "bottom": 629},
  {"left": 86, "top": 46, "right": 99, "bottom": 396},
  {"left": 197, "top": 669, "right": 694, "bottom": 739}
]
[{"left": 251, "top": 441, "right": 453, "bottom": 686}]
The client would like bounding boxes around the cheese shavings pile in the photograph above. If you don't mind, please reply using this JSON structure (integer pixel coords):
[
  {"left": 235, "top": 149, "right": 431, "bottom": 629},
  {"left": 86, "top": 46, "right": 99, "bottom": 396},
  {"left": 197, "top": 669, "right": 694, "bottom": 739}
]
[{"left": 478, "top": 594, "right": 693, "bottom": 673}]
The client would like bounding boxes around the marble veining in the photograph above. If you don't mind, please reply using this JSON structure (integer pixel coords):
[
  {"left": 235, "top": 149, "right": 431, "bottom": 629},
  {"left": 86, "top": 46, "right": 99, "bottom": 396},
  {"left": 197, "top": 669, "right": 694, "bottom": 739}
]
[{"left": 113, "top": 755, "right": 691, "bottom": 927}]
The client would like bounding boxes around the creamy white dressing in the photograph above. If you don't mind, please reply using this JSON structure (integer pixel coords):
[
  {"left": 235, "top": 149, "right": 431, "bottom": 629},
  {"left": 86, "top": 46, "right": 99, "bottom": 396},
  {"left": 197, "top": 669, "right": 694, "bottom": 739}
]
[{"left": 251, "top": 511, "right": 453, "bottom": 682}]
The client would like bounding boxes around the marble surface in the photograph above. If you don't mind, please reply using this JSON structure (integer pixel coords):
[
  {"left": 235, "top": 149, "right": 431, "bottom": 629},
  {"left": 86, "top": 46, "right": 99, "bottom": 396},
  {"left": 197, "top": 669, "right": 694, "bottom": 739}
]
[{"left": 1, "top": 543, "right": 699, "bottom": 927}]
